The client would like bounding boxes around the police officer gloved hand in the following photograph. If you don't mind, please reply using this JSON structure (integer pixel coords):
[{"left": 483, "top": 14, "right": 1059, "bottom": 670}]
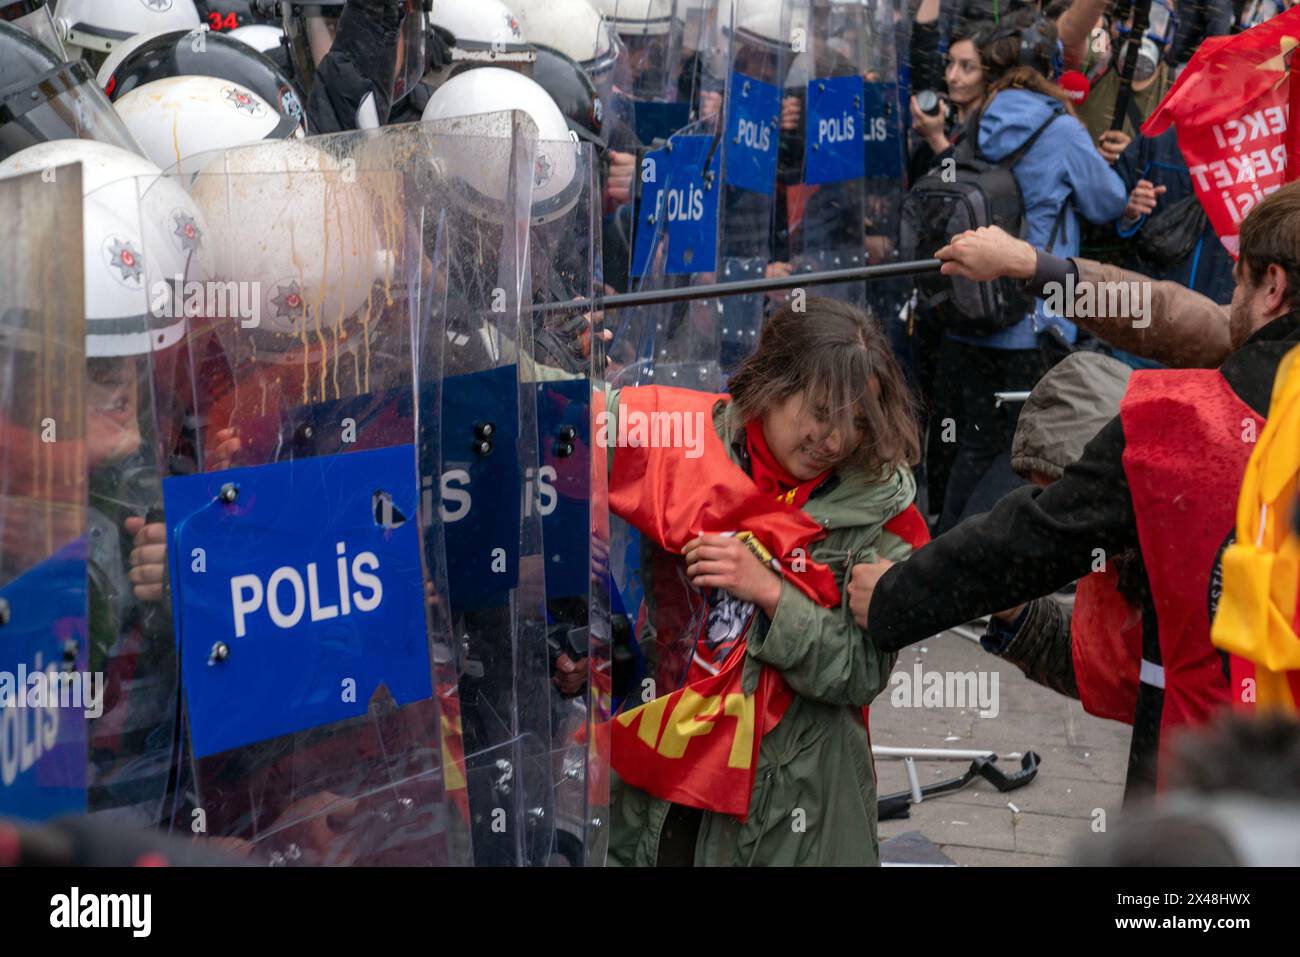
[{"left": 307, "top": 0, "right": 405, "bottom": 133}]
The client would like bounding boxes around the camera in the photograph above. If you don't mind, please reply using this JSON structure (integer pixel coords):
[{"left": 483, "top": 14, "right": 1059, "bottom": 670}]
[{"left": 915, "top": 89, "right": 943, "bottom": 116}]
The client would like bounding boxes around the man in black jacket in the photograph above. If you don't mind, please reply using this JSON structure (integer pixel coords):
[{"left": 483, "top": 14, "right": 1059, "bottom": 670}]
[{"left": 849, "top": 183, "right": 1300, "bottom": 788}]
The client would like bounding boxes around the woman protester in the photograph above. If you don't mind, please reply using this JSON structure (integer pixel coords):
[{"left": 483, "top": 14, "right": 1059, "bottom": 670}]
[
  {"left": 927, "top": 10, "right": 1128, "bottom": 532},
  {"left": 606, "top": 299, "right": 929, "bottom": 866}
]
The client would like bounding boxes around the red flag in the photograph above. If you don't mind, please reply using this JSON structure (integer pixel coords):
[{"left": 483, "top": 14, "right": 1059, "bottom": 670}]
[{"left": 1143, "top": 8, "right": 1300, "bottom": 257}]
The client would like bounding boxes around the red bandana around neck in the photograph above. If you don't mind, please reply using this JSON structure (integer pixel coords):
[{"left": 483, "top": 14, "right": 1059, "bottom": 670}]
[{"left": 744, "top": 419, "right": 831, "bottom": 510}]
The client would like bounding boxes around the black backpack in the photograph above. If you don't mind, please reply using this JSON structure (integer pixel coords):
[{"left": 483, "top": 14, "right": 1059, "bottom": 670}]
[{"left": 901, "top": 105, "right": 1068, "bottom": 336}]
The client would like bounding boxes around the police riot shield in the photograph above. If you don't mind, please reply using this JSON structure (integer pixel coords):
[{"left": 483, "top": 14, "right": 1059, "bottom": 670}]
[
  {"left": 602, "top": 0, "right": 693, "bottom": 146},
  {"left": 0, "top": 166, "right": 87, "bottom": 823},
  {"left": 780, "top": 0, "right": 870, "bottom": 307},
  {"left": 159, "top": 124, "right": 469, "bottom": 865},
  {"left": 421, "top": 111, "right": 564, "bottom": 866},
  {"left": 526, "top": 138, "right": 611, "bottom": 865},
  {"left": 715, "top": 0, "right": 796, "bottom": 377}
]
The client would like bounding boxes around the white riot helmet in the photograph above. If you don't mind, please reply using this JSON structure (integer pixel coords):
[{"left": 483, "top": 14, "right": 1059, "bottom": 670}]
[
  {"left": 187, "top": 138, "right": 392, "bottom": 345},
  {"left": 52, "top": 0, "right": 201, "bottom": 68},
  {"left": 508, "top": 0, "right": 620, "bottom": 104},
  {"left": 734, "top": 0, "right": 806, "bottom": 50},
  {"left": 226, "top": 22, "right": 284, "bottom": 54},
  {"left": 94, "top": 26, "right": 170, "bottom": 85},
  {"left": 114, "top": 74, "right": 303, "bottom": 174},
  {"left": 733, "top": 0, "right": 805, "bottom": 84},
  {"left": 427, "top": 0, "right": 535, "bottom": 89},
  {"left": 0, "top": 138, "right": 209, "bottom": 358},
  {"left": 592, "top": 0, "right": 681, "bottom": 37},
  {"left": 422, "top": 66, "right": 581, "bottom": 227}
]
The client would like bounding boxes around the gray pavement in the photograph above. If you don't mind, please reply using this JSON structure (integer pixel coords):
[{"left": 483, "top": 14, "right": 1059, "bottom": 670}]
[{"left": 872, "top": 627, "right": 1131, "bottom": 866}]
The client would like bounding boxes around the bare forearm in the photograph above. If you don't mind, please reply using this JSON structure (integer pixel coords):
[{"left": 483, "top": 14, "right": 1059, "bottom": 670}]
[{"left": 1056, "top": 0, "right": 1109, "bottom": 69}]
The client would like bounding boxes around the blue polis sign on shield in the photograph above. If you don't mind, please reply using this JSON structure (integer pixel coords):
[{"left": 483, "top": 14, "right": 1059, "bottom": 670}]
[
  {"left": 0, "top": 538, "right": 88, "bottom": 821},
  {"left": 664, "top": 134, "right": 720, "bottom": 275},
  {"left": 163, "top": 445, "right": 432, "bottom": 759},
  {"left": 805, "top": 74, "right": 866, "bottom": 185},
  {"left": 630, "top": 144, "right": 669, "bottom": 280},
  {"left": 725, "top": 70, "right": 780, "bottom": 195},
  {"left": 862, "top": 81, "right": 904, "bottom": 180}
]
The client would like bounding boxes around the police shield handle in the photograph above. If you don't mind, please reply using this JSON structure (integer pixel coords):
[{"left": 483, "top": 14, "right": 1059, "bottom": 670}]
[
  {"left": 848, "top": 559, "right": 895, "bottom": 631},
  {"left": 935, "top": 226, "right": 1039, "bottom": 283}
]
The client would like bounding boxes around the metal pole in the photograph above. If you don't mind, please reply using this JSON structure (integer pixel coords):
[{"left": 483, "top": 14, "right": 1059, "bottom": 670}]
[{"left": 531, "top": 258, "right": 944, "bottom": 315}]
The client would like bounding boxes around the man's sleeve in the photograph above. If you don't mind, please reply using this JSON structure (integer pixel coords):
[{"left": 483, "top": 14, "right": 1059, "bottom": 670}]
[
  {"left": 866, "top": 415, "right": 1139, "bottom": 652},
  {"left": 305, "top": 0, "right": 401, "bottom": 134},
  {"left": 1071, "top": 259, "right": 1233, "bottom": 368}
]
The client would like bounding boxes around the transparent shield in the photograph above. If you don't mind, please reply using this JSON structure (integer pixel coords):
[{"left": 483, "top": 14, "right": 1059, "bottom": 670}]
[
  {"left": 6, "top": 3, "right": 66, "bottom": 58},
  {"left": 420, "top": 111, "right": 563, "bottom": 867},
  {"left": 77, "top": 166, "right": 206, "bottom": 832},
  {"left": 0, "top": 61, "right": 145, "bottom": 163},
  {"left": 158, "top": 123, "right": 476, "bottom": 865},
  {"left": 781, "top": 0, "right": 870, "bottom": 308},
  {"left": 0, "top": 166, "right": 87, "bottom": 823},
  {"left": 526, "top": 142, "right": 611, "bottom": 864},
  {"left": 607, "top": 0, "right": 691, "bottom": 145}
]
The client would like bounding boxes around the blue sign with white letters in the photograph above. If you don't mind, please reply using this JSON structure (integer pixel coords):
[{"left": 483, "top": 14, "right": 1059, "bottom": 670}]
[
  {"left": 725, "top": 70, "right": 780, "bottom": 195},
  {"left": 804, "top": 74, "right": 866, "bottom": 185},
  {"left": 664, "top": 134, "right": 720, "bottom": 275},
  {"left": 0, "top": 538, "right": 88, "bottom": 820},
  {"left": 630, "top": 144, "right": 669, "bottom": 280},
  {"left": 862, "top": 81, "right": 904, "bottom": 180},
  {"left": 163, "top": 444, "right": 432, "bottom": 759},
  {"left": 440, "top": 364, "right": 522, "bottom": 610}
]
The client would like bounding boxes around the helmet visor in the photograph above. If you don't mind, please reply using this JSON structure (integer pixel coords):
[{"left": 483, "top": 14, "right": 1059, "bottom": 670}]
[
  {"left": 0, "top": 60, "right": 144, "bottom": 163},
  {"left": 1, "top": 2, "right": 66, "bottom": 59}
]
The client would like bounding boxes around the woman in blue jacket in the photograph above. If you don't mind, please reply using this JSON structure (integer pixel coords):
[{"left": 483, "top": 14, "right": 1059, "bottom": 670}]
[{"left": 928, "top": 11, "right": 1129, "bottom": 532}]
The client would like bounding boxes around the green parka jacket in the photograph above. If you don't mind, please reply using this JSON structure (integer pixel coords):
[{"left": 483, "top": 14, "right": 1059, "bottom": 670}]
[{"left": 606, "top": 391, "right": 918, "bottom": 866}]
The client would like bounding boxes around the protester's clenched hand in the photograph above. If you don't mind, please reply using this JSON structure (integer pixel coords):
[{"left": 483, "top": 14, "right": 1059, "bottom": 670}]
[
  {"left": 124, "top": 516, "right": 167, "bottom": 603},
  {"left": 1123, "top": 179, "right": 1166, "bottom": 223},
  {"left": 848, "top": 559, "right": 894, "bottom": 631},
  {"left": 935, "top": 226, "right": 1037, "bottom": 282},
  {"left": 1097, "top": 129, "right": 1131, "bottom": 164},
  {"left": 699, "top": 90, "right": 723, "bottom": 120},
  {"left": 683, "top": 534, "right": 782, "bottom": 615},
  {"left": 604, "top": 150, "right": 636, "bottom": 207}
]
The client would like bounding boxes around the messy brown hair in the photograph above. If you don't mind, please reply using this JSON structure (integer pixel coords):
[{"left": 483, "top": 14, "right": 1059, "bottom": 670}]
[
  {"left": 727, "top": 298, "right": 921, "bottom": 474},
  {"left": 1237, "top": 180, "right": 1300, "bottom": 312}
]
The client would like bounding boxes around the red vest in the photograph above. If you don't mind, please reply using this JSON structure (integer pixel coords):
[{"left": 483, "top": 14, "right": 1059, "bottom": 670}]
[
  {"left": 1120, "top": 370, "right": 1264, "bottom": 785},
  {"left": 1071, "top": 566, "right": 1142, "bottom": 724}
]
